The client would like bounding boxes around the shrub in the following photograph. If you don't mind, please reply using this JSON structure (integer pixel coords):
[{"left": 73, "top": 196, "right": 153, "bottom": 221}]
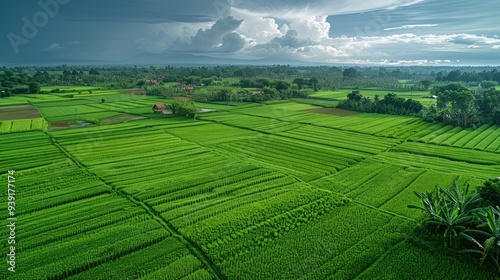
[{"left": 478, "top": 178, "right": 500, "bottom": 207}]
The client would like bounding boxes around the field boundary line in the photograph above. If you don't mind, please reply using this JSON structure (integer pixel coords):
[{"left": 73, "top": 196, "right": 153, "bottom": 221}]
[
  {"left": 47, "top": 133, "right": 224, "bottom": 280},
  {"left": 352, "top": 200, "right": 417, "bottom": 222},
  {"left": 352, "top": 238, "right": 407, "bottom": 280},
  {"left": 125, "top": 195, "right": 224, "bottom": 280},
  {"left": 376, "top": 170, "right": 427, "bottom": 208}
]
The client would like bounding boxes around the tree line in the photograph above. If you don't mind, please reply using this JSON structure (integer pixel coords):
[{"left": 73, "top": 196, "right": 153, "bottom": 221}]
[{"left": 338, "top": 83, "right": 500, "bottom": 128}]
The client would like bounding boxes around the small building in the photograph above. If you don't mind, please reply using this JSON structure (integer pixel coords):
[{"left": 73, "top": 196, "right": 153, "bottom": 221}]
[
  {"left": 146, "top": 79, "right": 160, "bottom": 85},
  {"left": 153, "top": 103, "right": 166, "bottom": 113}
]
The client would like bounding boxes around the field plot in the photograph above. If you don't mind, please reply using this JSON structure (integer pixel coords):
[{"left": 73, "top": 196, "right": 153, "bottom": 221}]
[
  {"left": 230, "top": 102, "right": 317, "bottom": 119},
  {"left": 36, "top": 104, "right": 110, "bottom": 122},
  {"left": 50, "top": 120, "right": 355, "bottom": 279},
  {"left": 279, "top": 125, "right": 401, "bottom": 154},
  {"left": 1, "top": 97, "right": 498, "bottom": 279},
  {"left": 198, "top": 112, "right": 302, "bottom": 134},
  {"left": 281, "top": 110, "right": 433, "bottom": 139},
  {"left": 0, "top": 104, "right": 41, "bottom": 120},
  {"left": 357, "top": 240, "right": 497, "bottom": 279},
  {"left": 373, "top": 151, "right": 499, "bottom": 178},
  {"left": 311, "top": 88, "right": 434, "bottom": 105},
  {"left": 0, "top": 133, "right": 215, "bottom": 279},
  {"left": 0, "top": 131, "right": 64, "bottom": 170},
  {"left": 392, "top": 142, "right": 500, "bottom": 165},
  {"left": 415, "top": 123, "right": 500, "bottom": 153},
  {"left": 218, "top": 135, "right": 368, "bottom": 181}
]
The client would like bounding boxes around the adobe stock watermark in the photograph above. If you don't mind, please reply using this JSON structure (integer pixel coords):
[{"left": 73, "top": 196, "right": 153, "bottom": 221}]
[
  {"left": 7, "top": 0, "right": 70, "bottom": 54},
  {"left": 354, "top": 10, "right": 392, "bottom": 37},
  {"left": 213, "top": 0, "right": 243, "bottom": 19}
]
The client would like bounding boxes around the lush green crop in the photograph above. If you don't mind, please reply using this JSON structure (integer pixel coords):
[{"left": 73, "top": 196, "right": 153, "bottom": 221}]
[
  {"left": 393, "top": 142, "right": 500, "bottom": 164},
  {"left": 1, "top": 96, "right": 498, "bottom": 279}
]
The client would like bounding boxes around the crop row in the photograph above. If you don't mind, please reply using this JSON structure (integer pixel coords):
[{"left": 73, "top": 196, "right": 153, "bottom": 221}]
[
  {"left": 159, "top": 177, "right": 296, "bottom": 223},
  {"left": 0, "top": 146, "right": 66, "bottom": 172},
  {"left": 413, "top": 123, "right": 500, "bottom": 153},
  {"left": 414, "top": 124, "right": 456, "bottom": 143},
  {"left": 9, "top": 220, "right": 169, "bottom": 280},
  {"left": 199, "top": 112, "right": 298, "bottom": 133},
  {"left": 100, "top": 152, "right": 231, "bottom": 189},
  {"left": 203, "top": 193, "right": 351, "bottom": 266},
  {"left": 19, "top": 209, "right": 147, "bottom": 251},
  {"left": 49, "top": 121, "right": 148, "bottom": 138},
  {"left": 147, "top": 170, "right": 285, "bottom": 207},
  {"left": 67, "top": 238, "right": 205, "bottom": 280},
  {"left": 139, "top": 165, "right": 269, "bottom": 203},
  {"left": 309, "top": 160, "right": 389, "bottom": 193},
  {"left": 0, "top": 118, "right": 48, "bottom": 133},
  {"left": 218, "top": 136, "right": 365, "bottom": 181},
  {"left": 4, "top": 163, "right": 111, "bottom": 216},
  {"left": 160, "top": 176, "right": 298, "bottom": 226},
  {"left": 230, "top": 102, "right": 315, "bottom": 118},
  {"left": 374, "top": 118, "right": 432, "bottom": 139},
  {"left": 304, "top": 217, "right": 413, "bottom": 280},
  {"left": 139, "top": 255, "right": 210, "bottom": 280},
  {"left": 33, "top": 99, "right": 95, "bottom": 108},
  {"left": 165, "top": 122, "right": 261, "bottom": 145},
  {"left": 373, "top": 151, "right": 499, "bottom": 178},
  {"left": 17, "top": 196, "right": 140, "bottom": 249},
  {"left": 380, "top": 171, "right": 460, "bottom": 218},
  {"left": 179, "top": 185, "right": 336, "bottom": 246},
  {"left": 53, "top": 126, "right": 167, "bottom": 146},
  {"left": 347, "top": 165, "right": 424, "bottom": 207},
  {"left": 62, "top": 133, "right": 201, "bottom": 164},
  {"left": 309, "top": 113, "right": 420, "bottom": 136},
  {"left": 332, "top": 114, "right": 417, "bottom": 135},
  {"left": 356, "top": 240, "right": 496, "bottom": 279},
  {"left": 37, "top": 105, "right": 105, "bottom": 119},
  {"left": 0, "top": 130, "right": 49, "bottom": 144},
  {"left": 392, "top": 142, "right": 500, "bottom": 165},
  {"left": 280, "top": 125, "right": 401, "bottom": 154},
  {"left": 218, "top": 204, "right": 400, "bottom": 279}
]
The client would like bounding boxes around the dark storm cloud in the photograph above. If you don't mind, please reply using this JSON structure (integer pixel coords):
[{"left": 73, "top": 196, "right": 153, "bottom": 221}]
[
  {"left": 0, "top": 0, "right": 499, "bottom": 65},
  {"left": 263, "top": 30, "right": 313, "bottom": 49},
  {"left": 60, "top": 0, "right": 231, "bottom": 23},
  {"left": 170, "top": 16, "right": 246, "bottom": 53}
]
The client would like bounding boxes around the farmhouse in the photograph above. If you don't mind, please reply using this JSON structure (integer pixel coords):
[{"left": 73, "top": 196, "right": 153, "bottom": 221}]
[{"left": 152, "top": 103, "right": 166, "bottom": 113}]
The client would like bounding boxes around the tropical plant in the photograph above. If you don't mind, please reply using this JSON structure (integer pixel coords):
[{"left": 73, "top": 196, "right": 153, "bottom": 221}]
[
  {"left": 460, "top": 206, "right": 500, "bottom": 271},
  {"left": 408, "top": 182, "right": 481, "bottom": 247}
]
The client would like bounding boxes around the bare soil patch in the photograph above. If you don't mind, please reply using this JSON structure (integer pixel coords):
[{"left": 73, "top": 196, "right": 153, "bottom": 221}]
[
  {"left": 100, "top": 114, "right": 147, "bottom": 125},
  {"left": 307, "top": 107, "right": 360, "bottom": 117},
  {"left": 0, "top": 105, "right": 41, "bottom": 120},
  {"left": 174, "top": 95, "right": 193, "bottom": 101},
  {"left": 123, "top": 89, "right": 147, "bottom": 94}
]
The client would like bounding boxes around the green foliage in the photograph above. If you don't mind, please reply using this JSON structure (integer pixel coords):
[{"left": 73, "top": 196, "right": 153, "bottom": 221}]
[
  {"left": 478, "top": 178, "right": 500, "bottom": 207},
  {"left": 27, "top": 82, "right": 40, "bottom": 93},
  {"left": 408, "top": 182, "right": 481, "bottom": 247},
  {"left": 338, "top": 90, "right": 423, "bottom": 115},
  {"left": 460, "top": 206, "right": 500, "bottom": 271},
  {"left": 167, "top": 99, "right": 198, "bottom": 118}
]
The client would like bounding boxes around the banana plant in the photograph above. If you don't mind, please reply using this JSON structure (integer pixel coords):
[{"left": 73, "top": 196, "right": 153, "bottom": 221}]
[
  {"left": 460, "top": 206, "right": 500, "bottom": 271},
  {"left": 408, "top": 182, "right": 480, "bottom": 247}
]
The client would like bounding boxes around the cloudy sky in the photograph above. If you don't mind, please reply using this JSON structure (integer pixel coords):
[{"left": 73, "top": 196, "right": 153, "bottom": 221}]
[{"left": 1, "top": 0, "right": 499, "bottom": 66}]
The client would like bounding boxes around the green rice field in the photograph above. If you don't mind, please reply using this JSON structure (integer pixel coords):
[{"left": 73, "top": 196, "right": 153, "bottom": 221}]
[{"left": 0, "top": 92, "right": 498, "bottom": 279}]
